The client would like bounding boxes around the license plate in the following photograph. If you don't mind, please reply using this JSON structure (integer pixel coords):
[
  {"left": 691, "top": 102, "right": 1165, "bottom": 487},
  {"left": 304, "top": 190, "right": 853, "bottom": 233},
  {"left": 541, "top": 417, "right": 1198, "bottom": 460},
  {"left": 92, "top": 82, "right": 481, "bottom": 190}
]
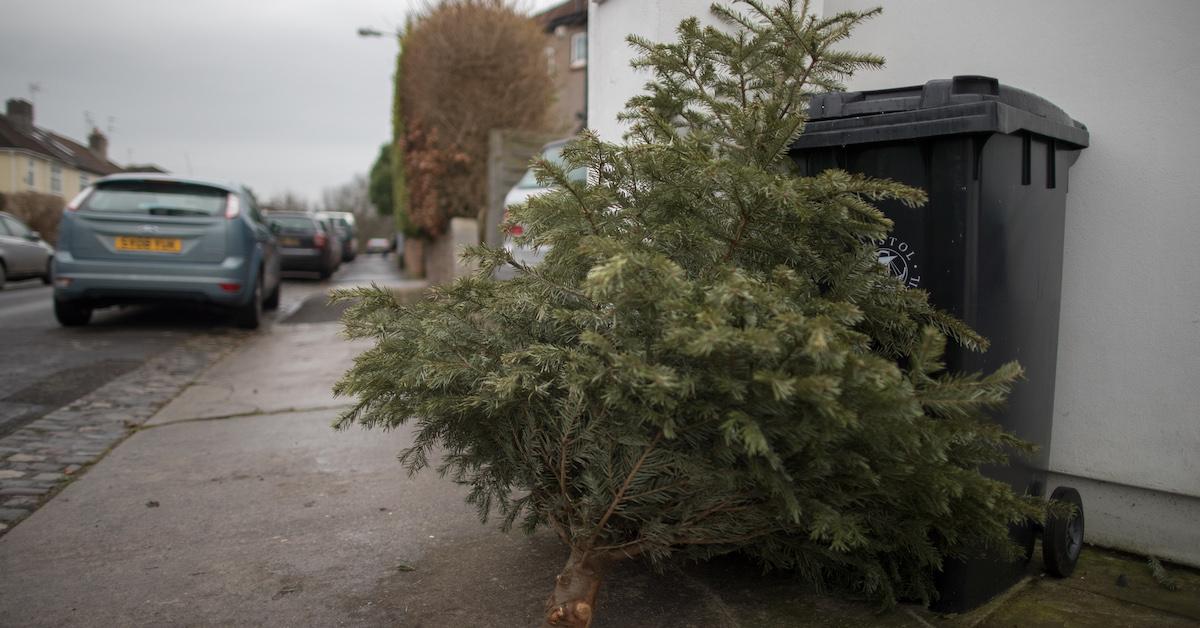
[
  {"left": 114, "top": 236, "right": 182, "bottom": 253},
  {"left": 279, "top": 237, "right": 301, "bottom": 247}
]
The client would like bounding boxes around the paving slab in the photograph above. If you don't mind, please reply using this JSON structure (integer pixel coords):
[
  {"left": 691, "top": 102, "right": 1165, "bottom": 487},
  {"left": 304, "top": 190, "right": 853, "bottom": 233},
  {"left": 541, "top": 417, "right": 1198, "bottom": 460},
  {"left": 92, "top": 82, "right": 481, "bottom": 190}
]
[{"left": 145, "top": 323, "right": 359, "bottom": 425}]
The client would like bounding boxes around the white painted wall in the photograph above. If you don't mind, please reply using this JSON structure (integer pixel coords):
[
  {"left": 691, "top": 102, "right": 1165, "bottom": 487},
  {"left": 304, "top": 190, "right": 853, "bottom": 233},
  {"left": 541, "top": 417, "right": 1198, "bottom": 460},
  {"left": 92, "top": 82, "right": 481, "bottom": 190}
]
[
  {"left": 588, "top": 1, "right": 724, "bottom": 142},
  {"left": 590, "top": 0, "right": 1200, "bottom": 565}
]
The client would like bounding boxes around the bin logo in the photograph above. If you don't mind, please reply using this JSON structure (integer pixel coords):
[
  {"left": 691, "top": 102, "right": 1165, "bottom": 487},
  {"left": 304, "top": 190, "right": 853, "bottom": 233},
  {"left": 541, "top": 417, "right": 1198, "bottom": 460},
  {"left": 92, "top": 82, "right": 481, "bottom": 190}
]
[{"left": 876, "top": 236, "right": 921, "bottom": 288}]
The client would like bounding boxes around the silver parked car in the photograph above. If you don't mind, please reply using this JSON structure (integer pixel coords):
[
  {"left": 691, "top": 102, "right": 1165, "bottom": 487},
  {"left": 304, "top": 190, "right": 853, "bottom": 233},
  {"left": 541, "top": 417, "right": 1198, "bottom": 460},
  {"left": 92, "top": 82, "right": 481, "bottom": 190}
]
[
  {"left": 315, "top": 211, "right": 358, "bottom": 262},
  {"left": 0, "top": 211, "right": 54, "bottom": 288},
  {"left": 501, "top": 138, "right": 586, "bottom": 272},
  {"left": 52, "top": 174, "right": 282, "bottom": 328}
]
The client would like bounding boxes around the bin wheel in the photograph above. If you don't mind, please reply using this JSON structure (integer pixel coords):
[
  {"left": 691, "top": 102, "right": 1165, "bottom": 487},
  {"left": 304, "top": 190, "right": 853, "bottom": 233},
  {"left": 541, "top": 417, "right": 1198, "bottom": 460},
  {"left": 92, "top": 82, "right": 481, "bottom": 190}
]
[{"left": 1043, "top": 486, "right": 1084, "bottom": 577}]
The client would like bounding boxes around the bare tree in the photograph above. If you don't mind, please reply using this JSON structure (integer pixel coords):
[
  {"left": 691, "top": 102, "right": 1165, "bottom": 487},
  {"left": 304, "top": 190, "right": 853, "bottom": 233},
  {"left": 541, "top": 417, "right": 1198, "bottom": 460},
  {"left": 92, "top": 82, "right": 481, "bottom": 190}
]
[
  {"left": 322, "top": 174, "right": 374, "bottom": 218},
  {"left": 262, "top": 191, "right": 311, "bottom": 213}
]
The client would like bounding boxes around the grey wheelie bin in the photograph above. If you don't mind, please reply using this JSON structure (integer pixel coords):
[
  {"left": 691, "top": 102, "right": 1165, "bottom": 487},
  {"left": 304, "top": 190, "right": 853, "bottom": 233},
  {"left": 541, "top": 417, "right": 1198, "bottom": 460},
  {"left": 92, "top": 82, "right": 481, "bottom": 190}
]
[{"left": 789, "top": 75, "right": 1089, "bottom": 612}]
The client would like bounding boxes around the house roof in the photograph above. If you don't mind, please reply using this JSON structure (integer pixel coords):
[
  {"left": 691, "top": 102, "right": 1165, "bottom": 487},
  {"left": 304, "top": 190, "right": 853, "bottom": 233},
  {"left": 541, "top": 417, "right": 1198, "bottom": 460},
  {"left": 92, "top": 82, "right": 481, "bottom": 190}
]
[
  {"left": 0, "top": 112, "right": 123, "bottom": 175},
  {"left": 46, "top": 131, "right": 123, "bottom": 176},
  {"left": 535, "top": 0, "right": 587, "bottom": 32}
]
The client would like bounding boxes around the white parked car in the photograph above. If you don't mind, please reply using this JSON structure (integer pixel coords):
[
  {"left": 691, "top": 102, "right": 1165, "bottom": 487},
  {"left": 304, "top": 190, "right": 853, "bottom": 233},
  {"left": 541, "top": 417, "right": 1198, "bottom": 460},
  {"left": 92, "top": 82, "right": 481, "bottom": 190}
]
[
  {"left": 365, "top": 237, "right": 391, "bottom": 254},
  {"left": 501, "top": 139, "right": 586, "bottom": 273}
]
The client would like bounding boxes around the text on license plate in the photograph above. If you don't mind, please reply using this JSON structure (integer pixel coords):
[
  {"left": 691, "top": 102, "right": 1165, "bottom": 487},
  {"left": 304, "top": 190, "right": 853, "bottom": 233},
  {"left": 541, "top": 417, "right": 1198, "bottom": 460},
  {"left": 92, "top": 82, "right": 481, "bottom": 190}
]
[
  {"left": 114, "top": 236, "right": 182, "bottom": 253},
  {"left": 279, "top": 237, "right": 301, "bottom": 247}
]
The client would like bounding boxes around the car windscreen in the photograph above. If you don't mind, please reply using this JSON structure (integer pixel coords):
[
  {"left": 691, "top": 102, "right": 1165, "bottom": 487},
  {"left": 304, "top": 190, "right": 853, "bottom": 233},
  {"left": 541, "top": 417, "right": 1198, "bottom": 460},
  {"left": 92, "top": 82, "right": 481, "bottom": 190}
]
[
  {"left": 269, "top": 216, "right": 318, "bottom": 233},
  {"left": 81, "top": 181, "right": 229, "bottom": 216},
  {"left": 515, "top": 144, "right": 586, "bottom": 189}
]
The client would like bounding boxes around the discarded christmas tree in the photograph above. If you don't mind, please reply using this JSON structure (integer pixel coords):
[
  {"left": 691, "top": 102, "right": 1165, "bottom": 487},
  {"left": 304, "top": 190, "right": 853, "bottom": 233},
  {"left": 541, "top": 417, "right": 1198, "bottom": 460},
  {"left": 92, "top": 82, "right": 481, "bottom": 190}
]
[{"left": 334, "top": 1, "right": 1044, "bottom": 625}]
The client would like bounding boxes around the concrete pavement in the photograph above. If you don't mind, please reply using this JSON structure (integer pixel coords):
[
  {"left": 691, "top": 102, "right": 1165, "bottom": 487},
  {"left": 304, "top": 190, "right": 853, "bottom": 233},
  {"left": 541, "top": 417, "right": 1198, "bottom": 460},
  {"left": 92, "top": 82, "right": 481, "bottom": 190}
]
[{"left": 1, "top": 270, "right": 1196, "bottom": 627}]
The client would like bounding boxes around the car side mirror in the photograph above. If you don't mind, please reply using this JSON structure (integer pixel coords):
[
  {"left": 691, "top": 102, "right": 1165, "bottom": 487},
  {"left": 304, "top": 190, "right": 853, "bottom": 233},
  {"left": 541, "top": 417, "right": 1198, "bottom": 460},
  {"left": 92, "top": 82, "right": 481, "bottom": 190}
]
[
  {"left": 269, "top": 222, "right": 281, "bottom": 234},
  {"left": 27, "top": 231, "right": 41, "bottom": 241}
]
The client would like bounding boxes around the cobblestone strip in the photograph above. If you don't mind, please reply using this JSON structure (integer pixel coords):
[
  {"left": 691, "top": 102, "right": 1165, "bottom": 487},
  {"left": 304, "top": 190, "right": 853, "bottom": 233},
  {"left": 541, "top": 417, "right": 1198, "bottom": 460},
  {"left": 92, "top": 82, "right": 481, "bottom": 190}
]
[{"left": 0, "top": 331, "right": 247, "bottom": 535}]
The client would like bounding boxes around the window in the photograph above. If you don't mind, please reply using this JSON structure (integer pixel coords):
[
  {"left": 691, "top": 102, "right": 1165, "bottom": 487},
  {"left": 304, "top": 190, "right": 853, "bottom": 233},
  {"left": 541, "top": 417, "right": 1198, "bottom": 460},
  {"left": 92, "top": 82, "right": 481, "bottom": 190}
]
[
  {"left": 25, "top": 158, "right": 35, "bottom": 187},
  {"left": 515, "top": 143, "right": 586, "bottom": 190},
  {"left": 248, "top": 195, "right": 265, "bottom": 224},
  {"left": 51, "top": 163, "right": 62, "bottom": 194},
  {"left": 570, "top": 32, "right": 586, "bottom": 68},
  {"left": 3, "top": 216, "right": 32, "bottom": 238},
  {"left": 81, "top": 180, "right": 229, "bottom": 216}
]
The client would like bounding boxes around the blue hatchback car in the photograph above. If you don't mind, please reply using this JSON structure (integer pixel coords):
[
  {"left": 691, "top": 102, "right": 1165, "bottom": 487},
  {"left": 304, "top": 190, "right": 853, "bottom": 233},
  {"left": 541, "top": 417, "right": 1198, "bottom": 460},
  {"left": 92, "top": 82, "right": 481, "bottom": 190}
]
[{"left": 52, "top": 174, "right": 282, "bottom": 329}]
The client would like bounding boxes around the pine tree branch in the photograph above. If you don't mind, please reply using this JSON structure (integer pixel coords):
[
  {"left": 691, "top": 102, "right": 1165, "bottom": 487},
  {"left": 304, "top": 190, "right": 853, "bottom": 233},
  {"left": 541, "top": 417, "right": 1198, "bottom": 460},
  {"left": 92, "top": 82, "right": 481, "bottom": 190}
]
[
  {"left": 585, "top": 431, "right": 664, "bottom": 550},
  {"left": 681, "top": 501, "right": 754, "bottom": 528},
  {"left": 622, "top": 478, "right": 689, "bottom": 503},
  {"left": 596, "top": 524, "right": 775, "bottom": 561},
  {"left": 724, "top": 209, "right": 750, "bottom": 262},
  {"left": 677, "top": 527, "right": 775, "bottom": 547},
  {"left": 505, "top": 257, "right": 597, "bottom": 307},
  {"left": 548, "top": 514, "right": 572, "bottom": 545},
  {"left": 558, "top": 433, "right": 578, "bottom": 514}
]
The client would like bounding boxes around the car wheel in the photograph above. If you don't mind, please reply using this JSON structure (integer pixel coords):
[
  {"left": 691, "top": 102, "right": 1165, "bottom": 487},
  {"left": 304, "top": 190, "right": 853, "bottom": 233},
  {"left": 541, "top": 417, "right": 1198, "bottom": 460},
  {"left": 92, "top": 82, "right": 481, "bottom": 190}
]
[
  {"left": 0, "top": 261, "right": 7, "bottom": 290},
  {"left": 318, "top": 266, "right": 332, "bottom": 280},
  {"left": 234, "top": 278, "right": 263, "bottom": 330},
  {"left": 54, "top": 299, "right": 92, "bottom": 327},
  {"left": 42, "top": 259, "right": 53, "bottom": 285},
  {"left": 263, "top": 279, "right": 281, "bottom": 310},
  {"left": 1043, "top": 486, "right": 1084, "bottom": 578}
]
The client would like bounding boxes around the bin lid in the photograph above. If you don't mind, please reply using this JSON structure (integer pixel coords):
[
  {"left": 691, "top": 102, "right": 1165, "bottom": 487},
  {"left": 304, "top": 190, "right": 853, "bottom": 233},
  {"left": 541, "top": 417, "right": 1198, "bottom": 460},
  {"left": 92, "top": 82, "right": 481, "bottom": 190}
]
[{"left": 791, "top": 76, "right": 1089, "bottom": 150}]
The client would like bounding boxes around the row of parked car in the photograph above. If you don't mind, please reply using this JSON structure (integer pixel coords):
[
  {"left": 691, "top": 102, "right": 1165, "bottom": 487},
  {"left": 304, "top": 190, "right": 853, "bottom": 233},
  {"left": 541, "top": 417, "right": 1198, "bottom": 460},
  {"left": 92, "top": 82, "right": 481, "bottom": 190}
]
[
  {"left": 3, "top": 140, "right": 571, "bottom": 329},
  {"left": 0, "top": 173, "right": 365, "bottom": 329}
]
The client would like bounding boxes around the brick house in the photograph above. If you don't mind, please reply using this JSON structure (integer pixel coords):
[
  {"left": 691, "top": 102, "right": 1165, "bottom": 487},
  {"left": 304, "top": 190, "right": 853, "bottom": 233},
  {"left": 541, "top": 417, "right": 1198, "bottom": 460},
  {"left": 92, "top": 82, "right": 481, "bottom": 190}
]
[{"left": 535, "top": 0, "right": 588, "bottom": 134}]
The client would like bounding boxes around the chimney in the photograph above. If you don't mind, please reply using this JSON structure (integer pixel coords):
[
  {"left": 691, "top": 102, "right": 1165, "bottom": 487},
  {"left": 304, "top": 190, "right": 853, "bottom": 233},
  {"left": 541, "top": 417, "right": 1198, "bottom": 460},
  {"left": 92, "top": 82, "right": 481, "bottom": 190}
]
[
  {"left": 88, "top": 128, "right": 108, "bottom": 160},
  {"left": 5, "top": 98, "right": 33, "bottom": 133}
]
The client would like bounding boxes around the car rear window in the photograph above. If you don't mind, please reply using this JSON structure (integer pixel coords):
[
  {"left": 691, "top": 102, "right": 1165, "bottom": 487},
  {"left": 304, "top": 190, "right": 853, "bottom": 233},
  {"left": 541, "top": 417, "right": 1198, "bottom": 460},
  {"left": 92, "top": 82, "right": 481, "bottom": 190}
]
[
  {"left": 516, "top": 144, "right": 586, "bottom": 189},
  {"left": 82, "top": 180, "right": 229, "bottom": 216},
  {"left": 269, "top": 216, "right": 317, "bottom": 233}
]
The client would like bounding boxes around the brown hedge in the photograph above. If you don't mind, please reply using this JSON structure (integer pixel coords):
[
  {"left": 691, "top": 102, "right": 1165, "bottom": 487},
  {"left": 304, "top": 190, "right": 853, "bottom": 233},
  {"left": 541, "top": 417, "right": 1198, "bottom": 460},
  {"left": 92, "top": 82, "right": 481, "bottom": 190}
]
[{"left": 400, "top": 0, "right": 553, "bottom": 237}]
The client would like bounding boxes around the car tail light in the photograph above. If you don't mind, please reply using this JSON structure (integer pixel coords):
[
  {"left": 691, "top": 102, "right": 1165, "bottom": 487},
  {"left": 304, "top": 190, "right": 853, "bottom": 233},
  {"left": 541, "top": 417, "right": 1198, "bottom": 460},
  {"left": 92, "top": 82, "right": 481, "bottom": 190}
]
[
  {"left": 218, "top": 282, "right": 241, "bottom": 293},
  {"left": 224, "top": 194, "right": 241, "bottom": 219},
  {"left": 502, "top": 210, "right": 524, "bottom": 236},
  {"left": 64, "top": 187, "right": 93, "bottom": 212},
  {"left": 314, "top": 231, "right": 327, "bottom": 249}
]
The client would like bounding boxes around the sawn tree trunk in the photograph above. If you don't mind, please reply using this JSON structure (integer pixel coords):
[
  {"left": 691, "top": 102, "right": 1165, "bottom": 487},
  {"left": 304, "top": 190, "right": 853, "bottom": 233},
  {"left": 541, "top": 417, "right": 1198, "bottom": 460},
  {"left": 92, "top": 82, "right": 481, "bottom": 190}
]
[{"left": 543, "top": 549, "right": 610, "bottom": 628}]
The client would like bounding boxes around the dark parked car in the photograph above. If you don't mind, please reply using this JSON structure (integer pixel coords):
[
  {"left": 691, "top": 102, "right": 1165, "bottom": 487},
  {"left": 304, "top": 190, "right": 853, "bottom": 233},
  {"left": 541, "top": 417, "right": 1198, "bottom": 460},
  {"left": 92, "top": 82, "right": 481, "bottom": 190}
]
[
  {"left": 267, "top": 212, "right": 341, "bottom": 279},
  {"left": 52, "top": 175, "right": 282, "bottom": 329},
  {"left": 0, "top": 211, "right": 54, "bottom": 288}
]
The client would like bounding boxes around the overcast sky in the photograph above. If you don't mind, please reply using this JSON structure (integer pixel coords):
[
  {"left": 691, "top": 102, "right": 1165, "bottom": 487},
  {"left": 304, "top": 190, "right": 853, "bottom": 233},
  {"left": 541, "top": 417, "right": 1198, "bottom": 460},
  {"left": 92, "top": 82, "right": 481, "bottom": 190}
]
[{"left": 0, "top": 0, "right": 564, "bottom": 204}]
